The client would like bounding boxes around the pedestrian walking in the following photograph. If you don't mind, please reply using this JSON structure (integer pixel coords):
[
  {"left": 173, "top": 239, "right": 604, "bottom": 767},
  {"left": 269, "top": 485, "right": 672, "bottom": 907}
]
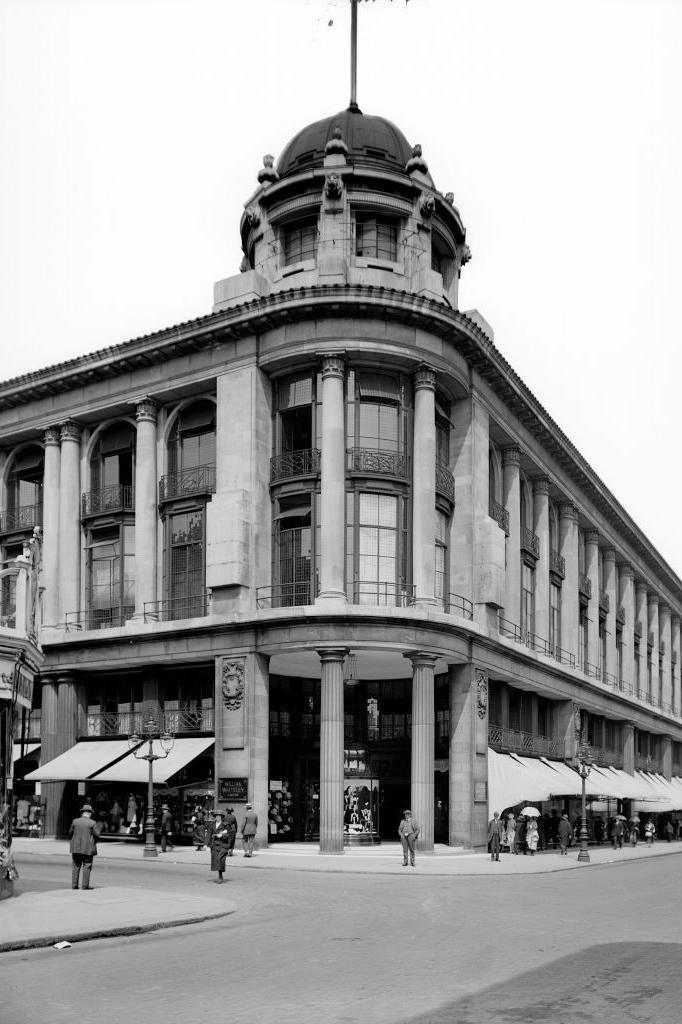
[
  {"left": 225, "top": 806, "right": 238, "bottom": 856},
  {"left": 664, "top": 819, "right": 674, "bottom": 842},
  {"left": 488, "top": 811, "right": 503, "bottom": 861},
  {"left": 398, "top": 809, "right": 420, "bottom": 866},
  {"left": 593, "top": 817, "right": 605, "bottom": 845},
  {"left": 505, "top": 812, "right": 516, "bottom": 854},
  {"left": 526, "top": 818, "right": 539, "bottom": 855},
  {"left": 644, "top": 819, "right": 655, "bottom": 846},
  {"left": 69, "top": 804, "right": 101, "bottom": 890},
  {"left": 241, "top": 802, "right": 258, "bottom": 857},
  {"left": 558, "top": 813, "right": 572, "bottom": 855},
  {"left": 191, "top": 805, "right": 207, "bottom": 851},
  {"left": 629, "top": 819, "right": 639, "bottom": 847},
  {"left": 611, "top": 817, "right": 625, "bottom": 850},
  {"left": 160, "top": 803, "right": 174, "bottom": 852},
  {"left": 210, "top": 810, "right": 231, "bottom": 883}
]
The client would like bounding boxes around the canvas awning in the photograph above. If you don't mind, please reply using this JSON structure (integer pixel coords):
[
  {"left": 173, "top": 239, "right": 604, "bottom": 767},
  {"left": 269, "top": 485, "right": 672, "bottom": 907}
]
[
  {"left": 487, "top": 749, "right": 553, "bottom": 813},
  {"left": 89, "top": 737, "right": 214, "bottom": 785},
  {"left": 25, "top": 740, "right": 134, "bottom": 781},
  {"left": 537, "top": 757, "right": 624, "bottom": 799}
]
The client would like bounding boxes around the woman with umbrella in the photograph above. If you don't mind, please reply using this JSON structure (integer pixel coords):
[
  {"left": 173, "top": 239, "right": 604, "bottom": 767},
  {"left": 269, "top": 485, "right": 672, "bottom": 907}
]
[
  {"left": 629, "top": 815, "right": 640, "bottom": 847},
  {"left": 520, "top": 807, "right": 540, "bottom": 856}
]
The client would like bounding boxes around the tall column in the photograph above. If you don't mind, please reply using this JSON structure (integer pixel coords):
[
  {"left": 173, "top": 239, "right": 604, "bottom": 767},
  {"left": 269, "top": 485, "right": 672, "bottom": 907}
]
[
  {"left": 134, "top": 398, "right": 158, "bottom": 618},
  {"left": 55, "top": 674, "right": 79, "bottom": 836},
  {"left": 317, "top": 647, "right": 347, "bottom": 853},
  {"left": 412, "top": 366, "right": 437, "bottom": 607},
  {"left": 406, "top": 652, "right": 436, "bottom": 850},
  {"left": 648, "top": 594, "right": 659, "bottom": 703},
  {"left": 58, "top": 420, "right": 81, "bottom": 623},
  {"left": 532, "top": 477, "right": 550, "bottom": 643},
  {"left": 42, "top": 427, "right": 61, "bottom": 628},
  {"left": 622, "top": 722, "right": 635, "bottom": 775},
  {"left": 558, "top": 503, "right": 579, "bottom": 661},
  {"left": 449, "top": 663, "right": 489, "bottom": 849},
  {"left": 502, "top": 446, "right": 521, "bottom": 626},
  {"left": 604, "top": 548, "right": 617, "bottom": 680},
  {"left": 660, "top": 604, "right": 672, "bottom": 711},
  {"left": 672, "top": 616, "right": 681, "bottom": 716},
  {"left": 635, "top": 582, "right": 648, "bottom": 698},
  {"left": 316, "top": 356, "right": 346, "bottom": 606},
  {"left": 40, "top": 676, "right": 61, "bottom": 837},
  {"left": 249, "top": 653, "right": 270, "bottom": 849},
  {"left": 619, "top": 563, "right": 635, "bottom": 690},
  {"left": 585, "top": 530, "right": 600, "bottom": 671}
]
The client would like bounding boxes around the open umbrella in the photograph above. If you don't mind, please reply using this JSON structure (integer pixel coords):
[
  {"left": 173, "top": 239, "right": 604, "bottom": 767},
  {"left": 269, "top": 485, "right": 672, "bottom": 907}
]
[
  {"left": 629, "top": 815, "right": 641, "bottom": 823},
  {"left": 615, "top": 813, "right": 627, "bottom": 821},
  {"left": 520, "top": 806, "right": 541, "bottom": 817}
]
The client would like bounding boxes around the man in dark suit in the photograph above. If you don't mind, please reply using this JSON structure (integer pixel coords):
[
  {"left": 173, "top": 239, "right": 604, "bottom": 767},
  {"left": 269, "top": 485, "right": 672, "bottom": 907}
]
[
  {"left": 160, "top": 803, "right": 174, "bottom": 852},
  {"left": 69, "top": 803, "right": 101, "bottom": 889},
  {"left": 240, "top": 803, "right": 258, "bottom": 857}
]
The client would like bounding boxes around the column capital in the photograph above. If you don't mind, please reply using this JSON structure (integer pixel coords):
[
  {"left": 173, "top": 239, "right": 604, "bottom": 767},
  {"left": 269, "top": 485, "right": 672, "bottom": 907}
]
[
  {"left": 403, "top": 650, "right": 439, "bottom": 669},
  {"left": 603, "top": 547, "right": 616, "bottom": 564},
  {"left": 623, "top": 721, "right": 635, "bottom": 736},
  {"left": 316, "top": 646, "right": 349, "bottom": 665},
  {"left": 135, "top": 397, "right": 159, "bottom": 423},
  {"left": 635, "top": 579, "right": 649, "bottom": 596},
  {"left": 558, "top": 501, "right": 577, "bottom": 521},
  {"left": 60, "top": 420, "right": 81, "bottom": 443},
  {"left": 659, "top": 602, "right": 671, "bottom": 620},
  {"left": 672, "top": 614, "right": 681, "bottom": 630},
  {"left": 584, "top": 529, "right": 600, "bottom": 546},
  {"left": 648, "top": 593, "right": 659, "bottom": 610},
  {"left": 43, "top": 426, "right": 61, "bottom": 447},
  {"left": 618, "top": 562, "right": 634, "bottom": 578},
  {"left": 531, "top": 475, "right": 550, "bottom": 495},
  {"left": 56, "top": 672, "right": 76, "bottom": 686},
  {"left": 319, "top": 354, "right": 345, "bottom": 380},
  {"left": 502, "top": 445, "right": 521, "bottom": 467},
  {"left": 414, "top": 364, "right": 436, "bottom": 392}
]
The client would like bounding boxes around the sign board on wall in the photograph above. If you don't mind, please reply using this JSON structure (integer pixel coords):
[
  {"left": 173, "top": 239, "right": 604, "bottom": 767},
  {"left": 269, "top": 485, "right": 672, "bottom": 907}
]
[
  {"left": 219, "top": 777, "right": 248, "bottom": 802},
  {"left": 474, "top": 781, "right": 488, "bottom": 803}
]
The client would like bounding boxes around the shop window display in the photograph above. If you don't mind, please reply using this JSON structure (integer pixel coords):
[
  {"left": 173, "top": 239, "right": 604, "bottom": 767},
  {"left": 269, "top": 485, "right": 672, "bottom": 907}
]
[
  {"left": 268, "top": 781, "right": 295, "bottom": 839},
  {"left": 344, "top": 779, "right": 380, "bottom": 843}
]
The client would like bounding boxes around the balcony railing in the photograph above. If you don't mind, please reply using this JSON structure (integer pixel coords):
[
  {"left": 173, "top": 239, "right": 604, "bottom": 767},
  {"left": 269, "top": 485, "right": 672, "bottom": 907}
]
[
  {"left": 65, "top": 606, "right": 134, "bottom": 631},
  {"left": 489, "top": 499, "right": 510, "bottom": 535},
  {"left": 143, "top": 591, "right": 210, "bottom": 622},
  {"left": 257, "top": 582, "right": 314, "bottom": 609},
  {"left": 435, "top": 460, "right": 455, "bottom": 503},
  {"left": 550, "top": 549, "right": 565, "bottom": 578},
  {"left": 584, "top": 661, "right": 602, "bottom": 680},
  {"left": 159, "top": 463, "right": 216, "bottom": 503},
  {"left": 520, "top": 526, "right": 539, "bottom": 559},
  {"left": 85, "top": 705, "right": 214, "bottom": 738},
  {"left": 527, "top": 632, "right": 552, "bottom": 657},
  {"left": 579, "top": 574, "right": 592, "bottom": 599},
  {"left": 499, "top": 616, "right": 524, "bottom": 643},
  {"left": 442, "top": 592, "right": 474, "bottom": 620},
  {"left": 635, "top": 754, "right": 662, "bottom": 773},
  {"left": 348, "top": 580, "right": 416, "bottom": 608},
  {"left": 488, "top": 724, "right": 565, "bottom": 759},
  {"left": 270, "top": 448, "right": 321, "bottom": 484},
  {"left": 590, "top": 747, "right": 624, "bottom": 769},
  {"left": 599, "top": 590, "right": 610, "bottom": 614},
  {"left": 0, "top": 503, "right": 43, "bottom": 535},
  {"left": 81, "top": 484, "right": 134, "bottom": 517},
  {"left": 554, "top": 645, "right": 576, "bottom": 668},
  {"left": 347, "top": 447, "right": 410, "bottom": 480}
]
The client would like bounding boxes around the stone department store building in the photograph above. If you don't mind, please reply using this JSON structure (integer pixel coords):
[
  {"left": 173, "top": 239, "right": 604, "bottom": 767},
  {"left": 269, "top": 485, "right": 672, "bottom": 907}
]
[{"left": 3, "top": 106, "right": 682, "bottom": 849}]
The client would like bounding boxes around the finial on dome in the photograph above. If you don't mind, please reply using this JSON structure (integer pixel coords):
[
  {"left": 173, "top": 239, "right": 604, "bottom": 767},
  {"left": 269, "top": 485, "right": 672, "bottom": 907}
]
[
  {"left": 406, "top": 144, "right": 428, "bottom": 175},
  {"left": 257, "top": 154, "right": 279, "bottom": 185},
  {"left": 325, "top": 125, "right": 348, "bottom": 157},
  {"left": 445, "top": 192, "right": 455, "bottom": 205}
]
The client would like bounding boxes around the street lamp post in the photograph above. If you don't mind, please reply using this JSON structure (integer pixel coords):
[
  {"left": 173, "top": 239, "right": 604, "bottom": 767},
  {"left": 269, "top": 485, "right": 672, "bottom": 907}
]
[
  {"left": 128, "top": 716, "right": 175, "bottom": 858},
  {"left": 575, "top": 746, "right": 593, "bottom": 864}
]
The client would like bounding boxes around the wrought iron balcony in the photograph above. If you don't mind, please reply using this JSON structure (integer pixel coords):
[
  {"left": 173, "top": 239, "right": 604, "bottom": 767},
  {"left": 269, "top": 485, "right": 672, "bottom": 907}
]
[
  {"left": 348, "top": 580, "right": 416, "bottom": 608},
  {"left": 442, "top": 592, "right": 474, "bottom": 620},
  {"left": 550, "top": 549, "right": 565, "bottom": 578},
  {"left": 81, "top": 484, "right": 134, "bottom": 517},
  {"left": 635, "top": 753, "right": 662, "bottom": 773},
  {"left": 257, "top": 582, "right": 314, "bottom": 609},
  {"left": 143, "top": 590, "right": 210, "bottom": 622},
  {"left": 520, "top": 526, "right": 539, "bottom": 559},
  {"left": 584, "top": 661, "right": 602, "bottom": 680},
  {"left": 589, "top": 746, "right": 624, "bottom": 769},
  {"left": 347, "top": 447, "right": 410, "bottom": 481},
  {"left": 435, "top": 460, "right": 455, "bottom": 504},
  {"left": 579, "top": 574, "right": 592, "bottom": 599},
  {"left": 270, "top": 448, "right": 321, "bottom": 484},
  {"left": 65, "top": 606, "right": 134, "bottom": 631},
  {"left": 554, "top": 645, "right": 576, "bottom": 668},
  {"left": 499, "top": 616, "right": 524, "bottom": 643},
  {"left": 489, "top": 499, "right": 510, "bottom": 535},
  {"left": 85, "top": 705, "right": 214, "bottom": 738},
  {"left": 0, "top": 503, "right": 43, "bottom": 535},
  {"left": 159, "top": 463, "right": 216, "bottom": 503},
  {"left": 488, "top": 724, "right": 565, "bottom": 759},
  {"left": 527, "top": 632, "right": 551, "bottom": 656},
  {"left": 599, "top": 590, "right": 610, "bottom": 614}
]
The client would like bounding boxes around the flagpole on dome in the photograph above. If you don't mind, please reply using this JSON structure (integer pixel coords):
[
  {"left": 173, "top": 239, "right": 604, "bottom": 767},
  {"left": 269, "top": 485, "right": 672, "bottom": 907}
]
[{"left": 349, "top": 0, "right": 360, "bottom": 112}]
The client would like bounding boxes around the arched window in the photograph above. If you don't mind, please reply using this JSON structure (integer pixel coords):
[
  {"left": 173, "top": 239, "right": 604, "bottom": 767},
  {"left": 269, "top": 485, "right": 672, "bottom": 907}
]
[
  {"left": 168, "top": 401, "right": 216, "bottom": 476},
  {"left": 488, "top": 448, "right": 498, "bottom": 505},
  {"left": 549, "top": 502, "right": 559, "bottom": 555},
  {"left": 6, "top": 445, "right": 43, "bottom": 517},
  {"left": 89, "top": 423, "right": 134, "bottom": 512}
]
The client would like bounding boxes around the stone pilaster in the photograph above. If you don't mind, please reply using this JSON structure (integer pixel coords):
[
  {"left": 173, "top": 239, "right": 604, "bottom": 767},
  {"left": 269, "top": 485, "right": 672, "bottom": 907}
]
[
  {"left": 619, "top": 563, "right": 635, "bottom": 690},
  {"left": 585, "top": 529, "right": 600, "bottom": 671},
  {"left": 635, "top": 582, "right": 648, "bottom": 698},
  {"left": 249, "top": 653, "right": 270, "bottom": 848},
  {"left": 406, "top": 651, "right": 437, "bottom": 850},
  {"left": 502, "top": 446, "right": 521, "bottom": 626},
  {"left": 40, "top": 676, "right": 60, "bottom": 837},
  {"left": 672, "top": 616, "right": 681, "bottom": 715},
  {"left": 318, "top": 648, "right": 347, "bottom": 853},
  {"left": 660, "top": 604, "right": 672, "bottom": 712},
  {"left": 448, "top": 663, "right": 489, "bottom": 850},
  {"left": 316, "top": 356, "right": 346, "bottom": 606},
  {"left": 412, "top": 366, "right": 437, "bottom": 607},
  {"left": 604, "top": 548, "right": 617, "bottom": 679},
  {"left": 558, "top": 503, "right": 579, "bottom": 661},
  {"left": 648, "top": 594, "right": 660, "bottom": 702},
  {"left": 58, "top": 421, "right": 81, "bottom": 624},
  {"left": 42, "top": 427, "right": 61, "bottom": 628},
  {"left": 556, "top": 700, "right": 582, "bottom": 765},
  {"left": 662, "top": 735, "right": 673, "bottom": 781},
  {"left": 134, "top": 398, "right": 158, "bottom": 618},
  {"left": 532, "top": 477, "right": 550, "bottom": 643},
  {"left": 622, "top": 722, "right": 635, "bottom": 774}
]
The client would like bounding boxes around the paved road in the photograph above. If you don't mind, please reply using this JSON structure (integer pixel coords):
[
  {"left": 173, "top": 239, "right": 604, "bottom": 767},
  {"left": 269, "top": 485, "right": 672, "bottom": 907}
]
[{"left": 3, "top": 854, "right": 681, "bottom": 1024}]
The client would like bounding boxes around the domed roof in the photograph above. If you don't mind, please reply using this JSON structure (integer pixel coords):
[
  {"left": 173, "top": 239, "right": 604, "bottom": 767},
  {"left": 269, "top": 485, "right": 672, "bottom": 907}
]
[{"left": 277, "top": 107, "right": 414, "bottom": 179}]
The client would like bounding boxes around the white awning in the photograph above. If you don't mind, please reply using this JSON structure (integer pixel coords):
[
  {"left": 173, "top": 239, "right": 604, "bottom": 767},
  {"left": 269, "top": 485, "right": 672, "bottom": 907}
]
[
  {"left": 90, "top": 737, "right": 214, "bottom": 784},
  {"left": 25, "top": 740, "right": 133, "bottom": 781},
  {"left": 12, "top": 742, "right": 40, "bottom": 765},
  {"left": 595, "top": 766, "right": 651, "bottom": 801},
  {"left": 487, "top": 749, "right": 553, "bottom": 813},
  {"left": 537, "top": 757, "right": 623, "bottom": 798},
  {"left": 632, "top": 771, "right": 674, "bottom": 812}
]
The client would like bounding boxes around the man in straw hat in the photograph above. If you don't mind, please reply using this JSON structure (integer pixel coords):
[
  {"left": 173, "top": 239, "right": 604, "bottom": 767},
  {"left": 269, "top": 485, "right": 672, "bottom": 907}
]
[
  {"left": 69, "top": 803, "right": 101, "bottom": 889},
  {"left": 398, "top": 809, "right": 420, "bottom": 867}
]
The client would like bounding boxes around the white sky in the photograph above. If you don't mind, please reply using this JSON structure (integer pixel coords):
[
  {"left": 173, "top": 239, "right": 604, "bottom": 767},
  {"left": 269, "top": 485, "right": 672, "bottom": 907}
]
[{"left": 1, "top": 0, "right": 681, "bottom": 576}]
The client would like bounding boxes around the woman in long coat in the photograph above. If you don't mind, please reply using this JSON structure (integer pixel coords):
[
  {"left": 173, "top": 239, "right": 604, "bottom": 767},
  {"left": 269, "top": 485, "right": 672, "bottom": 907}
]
[
  {"left": 191, "top": 805, "right": 207, "bottom": 851},
  {"left": 210, "top": 811, "right": 231, "bottom": 883}
]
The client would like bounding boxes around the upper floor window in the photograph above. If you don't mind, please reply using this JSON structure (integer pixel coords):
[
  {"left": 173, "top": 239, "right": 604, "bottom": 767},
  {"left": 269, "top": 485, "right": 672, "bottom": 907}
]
[
  {"left": 346, "top": 491, "right": 409, "bottom": 606},
  {"left": 7, "top": 446, "right": 43, "bottom": 513},
  {"left": 431, "top": 232, "right": 455, "bottom": 288},
  {"left": 435, "top": 510, "right": 449, "bottom": 605},
  {"left": 435, "top": 400, "right": 450, "bottom": 465},
  {"left": 283, "top": 219, "right": 318, "bottom": 265},
  {"left": 169, "top": 401, "right": 216, "bottom": 475},
  {"left": 276, "top": 373, "right": 315, "bottom": 453},
  {"left": 355, "top": 214, "right": 398, "bottom": 262},
  {"left": 348, "top": 371, "right": 404, "bottom": 453},
  {"left": 578, "top": 529, "right": 586, "bottom": 576},
  {"left": 90, "top": 423, "right": 134, "bottom": 495},
  {"left": 165, "top": 509, "right": 205, "bottom": 619},
  {"left": 549, "top": 502, "right": 559, "bottom": 554},
  {"left": 86, "top": 523, "right": 135, "bottom": 628}
]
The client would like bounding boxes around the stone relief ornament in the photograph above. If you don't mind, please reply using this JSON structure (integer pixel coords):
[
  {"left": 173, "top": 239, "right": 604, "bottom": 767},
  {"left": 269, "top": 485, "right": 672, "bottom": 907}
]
[
  {"left": 405, "top": 143, "right": 429, "bottom": 175},
  {"left": 444, "top": 191, "right": 455, "bottom": 205},
  {"left": 246, "top": 205, "right": 261, "bottom": 229},
  {"left": 324, "top": 174, "right": 343, "bottom": 200},
  {"left": 222, "top": 660, "right": 245, "bottom": 711},
  {"left": 476, "top": 670, "right": 488, "bottom": 719},
  {"left": 325, "top": 125, "right": 348, "bottom": 158},
  {"left": 419, "top": 192, "right": 436, "bottom": 220},
  {"left": 460, "top": 244, "right": 472, "bottom": 266},
  {"left": 257, "top": 154, "right": 278, "bottom": 185},
  {"left": 573, "top": 704, "right": 582, "bottom": 740}
]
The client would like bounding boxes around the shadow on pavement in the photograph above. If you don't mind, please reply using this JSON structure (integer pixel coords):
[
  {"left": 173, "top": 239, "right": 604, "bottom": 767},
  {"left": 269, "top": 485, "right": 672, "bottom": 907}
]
[{"left": 405, "top": 942, "right": 682, "bottom": 1024}]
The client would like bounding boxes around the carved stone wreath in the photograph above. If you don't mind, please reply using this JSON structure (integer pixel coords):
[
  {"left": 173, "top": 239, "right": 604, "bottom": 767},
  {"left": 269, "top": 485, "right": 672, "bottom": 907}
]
[
  {"left": 222, "top": 660, "right": 245, "bottom": 711},
  {"left": 476, "top": 670, "right": 488, "bottom": 720}
]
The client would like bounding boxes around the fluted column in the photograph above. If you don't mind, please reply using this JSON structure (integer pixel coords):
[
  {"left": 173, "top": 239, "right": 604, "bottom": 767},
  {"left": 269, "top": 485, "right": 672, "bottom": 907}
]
[
  {"left": 618, "top": 564, "right": 635, "bottom": 690},
  {"left": 317, "top": 647, "right": 347, "bottom": 853},
  {"left": 660, "top": 604, "right": 672, "bottom": 711},
  {"left": 585, "top": 530, "right": 600, "bottom": 671},
  {"left": 604, "top": 548, "right": 617, "bottom": 680},
  {"left": 635, "top": 582, "right": 648, "bottom": 698},
  {"left": 134, "top": 398, "right": 159, "bottom": 618},
  {"left": 58, "top": 421, "right": 81, "bottom": 623},
  {"left": 412, "top": 366, "right": 437, "bottom": 607},
  {"left": 532, "top": 477, "right": 550, "bottom": 643},
  {"left": 558, "top": 503, "right": 579, "bottom": 660},
  {"left": 622, "top": 722, "right": 635, "bottom": 775},
  {"left": 316, "top": 356, "right": 346, "bottom": 606},
  {"left": 672, "top": 616, "right": 681, "bottom": 716},
  {"left": 406, "top": 651, "right": 436, "bottom": 851},
  {"left": 502, "top": 446, "right": 521, "bottom": 625},
  {"left": 648, "top": 594, "right": 659, "bottom": 703},
  {"left": 42, "top": 427, "right": 61, "bottom": 628}
]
